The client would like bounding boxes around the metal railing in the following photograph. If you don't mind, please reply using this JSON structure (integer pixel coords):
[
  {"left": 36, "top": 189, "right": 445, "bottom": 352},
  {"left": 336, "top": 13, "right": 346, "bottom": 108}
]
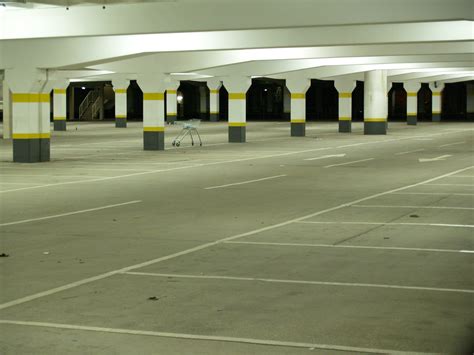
[{"left": 78, "top": 89, "right": 99, "bottom": 120}]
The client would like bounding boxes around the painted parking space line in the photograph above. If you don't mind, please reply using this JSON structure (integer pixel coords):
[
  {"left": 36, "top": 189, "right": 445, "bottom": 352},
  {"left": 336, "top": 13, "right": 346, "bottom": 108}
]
[
  {"left": 395, "top": 149, "right": 425, "bottom": 155},
  {"left": 350, "top": 204, "right": 474, "bottom": 210},
  {"left": 0, "top": 166, "right": 471, "bottom": 312},
  {"left": 296, "top": 221, "right": 474, "bottom": 228},
  {"left": 324, "top": 158, "right": 374, "bottom": 168},
  {"left": 0, "top": 129, "right": 469, "bottom": 195},
  {"left": 304, "top": 154, "right": 346, "bottom": 161},
  {"left": 224, "top": 240, "right": 472, "bottom": 254},
  {"left": 392, "top": 192, "right": 474, "bottom": 196},
  {"left": 0, "top": 320, "right": 424, "bottom": 355},
  {"left": 123, "top": 271, "right": 474, "bottom": 294},
  {"left": 0, "top": 174, "right": 107, "bottom": 179},
  {"left": 0, "top": 200, "right": 142, "bottom": 227},
  {"left": 425, "top": 183, "right": 474, "bottom": 187},
  {"left": 439, "top": 141, "right": 466, "bottom": 148},
  {"left": 205, "top": 175, "right": 287, "bottom": 190}
]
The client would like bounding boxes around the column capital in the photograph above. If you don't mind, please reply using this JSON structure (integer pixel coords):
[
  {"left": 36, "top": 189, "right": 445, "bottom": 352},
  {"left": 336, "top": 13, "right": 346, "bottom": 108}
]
[
  {"left": 403, "top": 81, "right": 422, "bottom": 93},
  {"left": 223, "top": 76, "right": 251, "bottom": 93},
  {"left": 429, "top": 82, "right": 445, "bottom": 92},
  {"left": 5, "top": 67, "right": 48, "bottom": 93},
  {"left": 111, "top": 77, "right": 131, "bottom": 91},
  {"left": 207, "top": 78, "right": 223, "bottom": 91},
  {"left": 285, "top": 77, "right": 311, "bottom": 93},
  {"left": 51, "top": 79, "right": 70, "bottom": 91},
  {"left": 333, "top": 79, "right": 355, "bottom": 93},
  {"left": 136, "top": 73, "right": 166, "bottom": 93}
]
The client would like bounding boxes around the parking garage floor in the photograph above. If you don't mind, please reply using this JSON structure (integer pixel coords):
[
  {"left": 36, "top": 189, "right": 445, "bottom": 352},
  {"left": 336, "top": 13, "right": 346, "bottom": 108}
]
[{"left": 0, "top": 121, "right": 473, "bottom": 354}]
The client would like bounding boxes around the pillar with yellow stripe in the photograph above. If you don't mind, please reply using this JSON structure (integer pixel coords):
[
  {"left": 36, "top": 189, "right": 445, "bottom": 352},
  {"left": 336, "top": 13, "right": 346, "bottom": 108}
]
[
  {"left": 6, "top": 68, "right": 52, "bottom": 162},
  {"left": 52, "top": 81, "right": 69, "bottom": 131},
  {"left": 208, "top": 79, "right": 221, "bottom": 122},
  {"left": 429, "top": 82, "right": 444, "bottom": 122},
  {"left": 404, "top": 82, "right": 421, "bottom": 125},
  {"left": 224, "top": 77, "right": 251, "bottom": 143},
  {"left": 364, "top": 70, "right": 388, "bottom": 135},
  {"left": 166, "top": 79, "right": 179, "bottom": 124},
  {"left": 112, "top": 79, "right": 129, "bottom": 128},
  {"left": 286, "top": 78, "right": 310, "bottom": 137},
  {"left": 334, "top": 80, "right": 355, "bottom": 133},
  {"left": 138, "top": 78, "right": 166, "bottom": 150}
]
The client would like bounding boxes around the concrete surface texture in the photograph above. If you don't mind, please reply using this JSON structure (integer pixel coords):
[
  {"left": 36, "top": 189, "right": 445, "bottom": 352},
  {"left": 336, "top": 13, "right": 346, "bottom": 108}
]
[{"left": 0, "top": 121, "right": 473, "bottom": 354}]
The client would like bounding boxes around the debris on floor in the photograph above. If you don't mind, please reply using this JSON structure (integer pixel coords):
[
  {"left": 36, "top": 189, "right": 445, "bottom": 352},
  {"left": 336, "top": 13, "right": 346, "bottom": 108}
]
[
  {"left": 148, "top": 296, "right": 160, "bottom": 301},
  {"left": 0, "top": 253, "right": 9, "bottom": 257},
  {"left": 410, "top": 214, "right": 420, "bottom": 218}
]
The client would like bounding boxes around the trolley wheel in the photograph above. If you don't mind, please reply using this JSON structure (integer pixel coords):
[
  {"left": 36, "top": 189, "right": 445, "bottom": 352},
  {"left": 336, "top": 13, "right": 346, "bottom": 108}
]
[{"left": 175, "top": 142, "right": 180, "bottom": 147}]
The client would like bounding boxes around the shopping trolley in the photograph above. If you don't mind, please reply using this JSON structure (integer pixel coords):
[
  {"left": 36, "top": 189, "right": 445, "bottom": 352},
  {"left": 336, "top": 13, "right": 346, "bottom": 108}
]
[{"left": 172, "top": 119, "right": 202, "bottom": 147}]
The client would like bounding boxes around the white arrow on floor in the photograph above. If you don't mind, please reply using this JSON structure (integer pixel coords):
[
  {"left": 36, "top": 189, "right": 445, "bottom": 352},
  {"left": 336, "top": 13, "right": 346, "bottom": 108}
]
[
  {"left": 418, "top": 155, "right": 452, "bottom": 163},
  {"left": 304, "top": 154, "right": 346, "bottom": 161}
]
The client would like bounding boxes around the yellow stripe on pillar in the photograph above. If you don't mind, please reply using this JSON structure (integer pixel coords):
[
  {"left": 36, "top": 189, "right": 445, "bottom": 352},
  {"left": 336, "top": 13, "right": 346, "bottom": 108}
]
[
  {"left": 365, "top": 118, "right": 386, "bottom": 122},
  {"left": 432, "top": 92, "right": 442, "bottom": 96},
  {"left": 229, "top": 122, "right": 246, "bottom": 127},
  {"left": 115, "top": 89, "right": 127, "bottom": 94},
  {"left": 210, "top": 90, "right": 220, "bottom": 94},
  {"left": 53, "top": 116, "right": 67, "bottom": 121},
  {"left": 339, "top": 117, "right": 351, "bottom": 121},
  {"left": 12, "top": 133, "right": 51, "bottom": 139},
  {"left": 12, "top": 93, "right": 50, "bottom": 103},
  {"left": 291, "top": 119, "right": 305, "bottom": 123},
  {"left": 143, "top": 93, "right": 164, "bottom": 100},
  {"left": 53, "top": 89, "right": 67, "bottom": 94},
  {"left": 407, "top": 92, "right": 418, "bottom": 97},
  {"left": 229, "top": 93, "right": 246, "bottom": 100},
  {"left": 167, "top": 90, "right": 177, "bottom": 94},
  {"left": 144, "top": 127, "right": 165, "bottom": 132},
  {"left": 291, "top": 93, "right": 305, "bottom": 99},
  {"left": 338, "top": 93, "right": 352, "bottom": 98}
]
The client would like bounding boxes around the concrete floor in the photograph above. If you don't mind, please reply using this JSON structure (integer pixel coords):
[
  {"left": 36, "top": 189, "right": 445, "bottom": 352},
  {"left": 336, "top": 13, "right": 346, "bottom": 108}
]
[{"left": 0, "top": 121, "right": 473, "bottom": 354}]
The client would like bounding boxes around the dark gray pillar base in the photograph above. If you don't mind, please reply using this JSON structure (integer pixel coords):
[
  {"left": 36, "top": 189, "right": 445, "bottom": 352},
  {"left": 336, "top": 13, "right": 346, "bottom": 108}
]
[
  {"left": 229, "top": 126, "right": 246, "bottom": 143},
  {"left": 54, "top": 120, "right": 67, "bottom": 131},
  {"left": 407, "top": 116, "right": 417, "bottom": 125},
  {"left": 116, "top": 117, "right": 127, "bottom": 128},
  {"left": 432, "top": 114, "right": 441, "bottom": 122},
  {"left": 209, "top": 113, "right": 219, "bottom": 122},
  {"left": 364, "top": 121, "right": 387, "bottom": 135},
  {"left": 144, "top": 131, "right": 165, "bottom": 150},
  {"left": 166, "top": 115, "right": 177, "bottom": 124},
  {"left": 338, "top": 120, "right": 352, "bottom": 133},
  {"left": 13, "top": 138, "right": 50, "bottom": 163},
  {"left": 291, "top": 122, "right": 305, "bottom": 137}
]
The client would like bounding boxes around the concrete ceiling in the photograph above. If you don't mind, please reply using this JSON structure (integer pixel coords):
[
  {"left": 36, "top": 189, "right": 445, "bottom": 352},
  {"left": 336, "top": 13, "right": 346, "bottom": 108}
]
[{"left": 0, "top": 0, "right": 473, "bottom": 86}]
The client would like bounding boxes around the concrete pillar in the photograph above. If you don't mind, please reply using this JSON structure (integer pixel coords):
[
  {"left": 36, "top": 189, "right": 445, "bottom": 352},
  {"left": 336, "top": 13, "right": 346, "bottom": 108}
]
[
  {"left": 334, "top": 80, "right": 355, "bottom": 133},
  {"left": 2, "top": 81, "right": 12, "bottom": 139},
  {"left": 208, "top": 79, "right": 221, "bottom": 122},
  {"left": 364, "top": 70, "right": 388, "bottom": 135},
  {"left": 6, "top": 68, "right": 52, "bottom": 163},
  {"left": 52, "top": 80, "right": 69, "bottom": 131},
  {"left": 112, "top": 79, "right": 129, "bottom": 128},
  {"left": 165, "top": 78, "right": 179, "bottom": 124},
  {"left": 137, "top": 76, "right": 166, "bottom": 150},
  {"left": 429, "top": 82, "right": 444, "bottom": 122},
  {"left": 224, "top": 76, "right": 251, "bottom": 143},
  {"left": 405, "top": 82, "right": 421, "bottom": 125},
  {"left": 286, "top": 77, "right": 310, "bottom": 137}
]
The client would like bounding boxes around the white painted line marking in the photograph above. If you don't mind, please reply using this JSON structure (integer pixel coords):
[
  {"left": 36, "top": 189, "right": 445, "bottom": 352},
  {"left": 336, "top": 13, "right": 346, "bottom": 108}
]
[
  {"left": 0, "top": 174, "right": 106, "bottom": 179},
  {"left": 395, "top": 149, "right": 425, "bottom": 156},
  {"left": 304, "top": 154, "right": 346, "bottom": 161},
  {"left": 123, "top": 272, "right": 474, "bottom": 294},
  {"left": 392, "top": 192, "right": 474, "bottom": 196},
  {"left": 204, "top": 175, "right": 287, "bottom": 190},
  {"left": 297, "top": 221, "right": 474, "bottom": 228},
  {"left": 0, "top": 182, "right": 44, "bottom": 185},
  {"left": 0, "top": 201, "right": 141, "bottom": 227},
  {"left": 0, "top": 320, "right": 423, "bottom": 355},
  {"left": 323, "top": 158, "right": 374, "bottom": 168},
  {"left": 0, "top": 129, "right": 468, "bottom": 194},
  {"left": 0, "top": 166, "right": 471, "bottom": 311},
  {"left": 426, "top": 183, "right": 474, "bottom": 187},
  {"left": 224, "top": 241, "right": 469, "bottom": 254},
  {"left": 351, "top": 204, "right": 474, "bottom": 211},
  {"left": 439, "top": 141, "right": 466, "bottom": 148},
  {"left": 460, "top": 250, "right": 474, "bottom": 253},
  {"left": 418, "top": 155, "right": 452, "bottom": 163},
  {"left": 450, "top": 175, "right": 474, "bottom": 178}
]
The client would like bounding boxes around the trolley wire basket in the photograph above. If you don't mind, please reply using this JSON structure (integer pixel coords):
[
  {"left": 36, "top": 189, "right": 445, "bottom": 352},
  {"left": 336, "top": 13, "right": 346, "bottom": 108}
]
[{"left": 172, "top": 119, "right": 202, "bottom": 147}]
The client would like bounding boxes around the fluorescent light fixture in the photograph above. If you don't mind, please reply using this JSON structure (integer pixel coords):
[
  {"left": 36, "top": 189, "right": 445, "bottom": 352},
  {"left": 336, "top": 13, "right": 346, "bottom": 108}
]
[{"left": 170, "top": 73, "right": 214, "bottom": 78}]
